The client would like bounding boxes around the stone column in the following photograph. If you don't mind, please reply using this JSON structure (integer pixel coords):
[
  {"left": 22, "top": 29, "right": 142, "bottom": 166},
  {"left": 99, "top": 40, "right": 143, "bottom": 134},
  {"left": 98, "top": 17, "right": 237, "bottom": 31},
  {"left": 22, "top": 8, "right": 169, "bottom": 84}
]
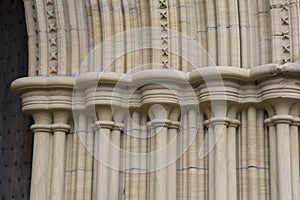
[
  {"left": 75, "top": 114, "right": 88, "bottom": 199},
  {"left": 130, "top": 112, "right": 141, "bottom": 199},
  {"left": 290, "top": 117, "right": 300, "bottom": 200},
  {"left": 270, "top": 101, "right": 294, "bottom": 200},
  {"left": 10, "top": 76, "right": 75, "bottom": 200},
  {"left": 210, "top": 116, "right": 230, "bottom": 200},
  {"left": 272, "top": 114, "right": 293, "bottom": 200},
  {"left": 167, "top": 109, "right": 180, "bottom": 200},
  {"left": 109, "top": 124, "right": 123, "bottom": 199},
  {"left": 93, "top": 119, "right": 114, "bottom": 200},
  {"left": 29, "top": 112, "right": 52, "bottom": 200},
  {"left": 264, "top": 118, "right": 278, "bottom": 200},
  {"left": 50, "top": 111, "right": 70, "bottom": 200},
  {"left": 167, "top": 123, "right": 179, "bottom": 200},
  {"left": 204, "top": 112, "right": 215, "bottom": 200},
  {"left": 148, "top": 123, "right": 155, "bottom": 200},
  {"left": 227, "top": 118, "right": 240, "bottom": 200},
  {"left": 149, "top": 104, "right": 170, "bottom": 200},
  {"left": 181, "top": 111, "right": 188, "bottom": 199},
  {"left": 139, "top": 115, "right": 148, "bottom": 200},
  {"left": 124, "top": 116, "right": 132, "bottom": 200},
  {"left": 188, "top": 109, "right": 198, "bottom": 200},
  {"left": 153, "top": 120, "right": 169, "bottom": 200},
  {"left": 93, "top": 106, "right": 114, "bottom": 200},
  {"left": 247, "top": 107, "right": 258, "bottom": 200}
]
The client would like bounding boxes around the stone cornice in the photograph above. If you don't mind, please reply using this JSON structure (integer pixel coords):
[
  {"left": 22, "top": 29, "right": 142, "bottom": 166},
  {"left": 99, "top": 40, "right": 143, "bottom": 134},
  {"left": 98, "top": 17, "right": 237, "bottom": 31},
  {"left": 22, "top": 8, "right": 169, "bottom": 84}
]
[
  {"left": 11, "top": 64, "right": 300, "bottom": 114},
  {"left": 11, "top": 76, "right": 74, "bottom": 113},
  {"left": 11, "top": 76, "right": 74, "bottom": 93}
]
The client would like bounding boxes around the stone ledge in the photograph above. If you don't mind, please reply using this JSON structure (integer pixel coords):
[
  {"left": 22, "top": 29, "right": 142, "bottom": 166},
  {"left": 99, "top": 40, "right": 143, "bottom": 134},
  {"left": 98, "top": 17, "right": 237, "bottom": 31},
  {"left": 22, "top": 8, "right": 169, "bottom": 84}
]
[{"left": 11, "top": 64, "right": 300, "bottom": 114}]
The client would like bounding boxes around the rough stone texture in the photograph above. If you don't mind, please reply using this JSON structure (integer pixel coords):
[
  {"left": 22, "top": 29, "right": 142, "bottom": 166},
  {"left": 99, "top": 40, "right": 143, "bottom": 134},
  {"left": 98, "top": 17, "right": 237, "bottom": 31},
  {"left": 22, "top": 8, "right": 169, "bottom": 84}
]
[{"left": 0, "top": 0, "right": 33, "bottom": 199}]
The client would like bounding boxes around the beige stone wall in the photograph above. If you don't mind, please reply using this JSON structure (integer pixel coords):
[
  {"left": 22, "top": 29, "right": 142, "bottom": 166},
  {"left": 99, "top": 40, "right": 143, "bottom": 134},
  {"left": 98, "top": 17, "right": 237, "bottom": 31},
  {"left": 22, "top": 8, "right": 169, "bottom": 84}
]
[
  {"left": 11, "top": 0, "right": 300, "bottom": 200},
  {"left": 24, "top": 0, "right": 300, "bottom": 76}
]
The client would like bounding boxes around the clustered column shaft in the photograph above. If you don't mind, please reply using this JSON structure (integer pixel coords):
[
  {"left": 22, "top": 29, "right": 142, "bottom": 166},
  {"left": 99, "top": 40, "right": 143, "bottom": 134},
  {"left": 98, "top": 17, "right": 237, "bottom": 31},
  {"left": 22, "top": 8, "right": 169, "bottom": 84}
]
[{"left": 30, "top": 111, "right": 70, "bottom": 200}]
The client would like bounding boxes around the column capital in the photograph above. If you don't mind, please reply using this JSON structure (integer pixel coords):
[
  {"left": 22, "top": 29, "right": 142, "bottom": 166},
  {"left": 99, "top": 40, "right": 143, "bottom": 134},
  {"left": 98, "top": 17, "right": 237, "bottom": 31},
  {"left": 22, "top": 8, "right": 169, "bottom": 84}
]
[
  {"left": 169, "top": 121, "right": 180, "bottom": 130},
  {"left": 94, "top": 120, "right": 115, "bottom": 130},
  {"left": 11, "top": 77, "right": 74, "bottom": 114},
  {"left": 112, "top": 123, "right": 125, "bottom": 131},
  {"left": 291, "top": 117, "right": 300, "bottom": 126},
  {"left": 228, "top": 119, "right": 240, "bottom": 128},
  {"left": 150, "top": 119, "right": 172, "bottom": 128},
  {"left": 51, "top": 124, "right": 71, "bottom": 133},
  {"left": 30, "top": 124, "right": 52, "bottom": 133},
  {"left": 271, "top": 115, "right": 294, "bottom": 125},
  {"left": 264, "top": 118, "right": 274, "bottom": 126},
  {"left": 210, "top": 117, "right": 231, "bottom": 126}
]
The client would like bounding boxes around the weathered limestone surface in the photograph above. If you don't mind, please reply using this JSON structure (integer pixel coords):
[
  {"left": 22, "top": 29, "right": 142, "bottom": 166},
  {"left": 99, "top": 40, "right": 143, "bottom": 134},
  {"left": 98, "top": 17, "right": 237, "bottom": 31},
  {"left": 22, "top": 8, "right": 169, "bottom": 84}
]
[{"left": 11, "top": 0, "right": 300, "bottom": 199}]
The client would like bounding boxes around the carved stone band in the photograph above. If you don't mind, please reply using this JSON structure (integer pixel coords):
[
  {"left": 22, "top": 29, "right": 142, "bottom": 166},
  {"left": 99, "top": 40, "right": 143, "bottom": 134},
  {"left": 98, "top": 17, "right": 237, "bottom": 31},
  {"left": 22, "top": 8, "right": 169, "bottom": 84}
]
[
  {"left": 30, "top": 124, "right": 70, "bottom": 133},
  {"left": 271, "top": 115, "right": 294, "bottom": 125},
  {"left": 94, "top": 120, "right": 115, "bottom": 130}
]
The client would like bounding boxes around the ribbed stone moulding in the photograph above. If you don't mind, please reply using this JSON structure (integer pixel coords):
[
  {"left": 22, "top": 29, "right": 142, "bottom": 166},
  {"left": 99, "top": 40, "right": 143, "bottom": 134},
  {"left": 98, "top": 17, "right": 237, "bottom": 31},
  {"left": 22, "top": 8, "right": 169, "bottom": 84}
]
[
  {"left": 11, "top": 0, "right": 300, "bottom": 199},
  {"left": 24, "top": 0, "right": 300, "bottom": 76}
]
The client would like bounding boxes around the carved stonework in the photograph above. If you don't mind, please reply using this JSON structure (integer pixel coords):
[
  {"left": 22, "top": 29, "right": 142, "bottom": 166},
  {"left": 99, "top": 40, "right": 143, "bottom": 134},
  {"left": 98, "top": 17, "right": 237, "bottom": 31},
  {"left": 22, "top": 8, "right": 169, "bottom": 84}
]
[
  {"left": 159, "top": 0, "right": 169, "bottom": 68},
  {"left": 9, "top": 1, "right": 300, "bottom": 199},
  {"left": 280, "top": 2, "right": 291, "bottom": 64},
  {"left": 46, "top": 0, "right": 58, "bottom": 74}
]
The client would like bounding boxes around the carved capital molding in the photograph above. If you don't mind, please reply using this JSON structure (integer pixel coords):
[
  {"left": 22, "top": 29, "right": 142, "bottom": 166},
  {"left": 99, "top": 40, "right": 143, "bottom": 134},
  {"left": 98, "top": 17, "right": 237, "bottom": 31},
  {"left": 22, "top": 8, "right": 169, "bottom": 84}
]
[
  {"left": 11, "top": 76, "right": 74, "bottom": 113},
  {"left": 94, "top": 121, "right": 115, "bottom": 130},
  {"left": 271, "top": 115, "right": 294, "bottom": 125},
  {"left": 11, "top": 64, "right": 300, "bottom": 123},
  {"left": 228, "top": 119, "right": 241, "bottom": 128},
  {"left": 209, "top": 117, "right": 231, "bottom": 126},
  {"left": 291, "top": 117, "right": 300, "bottom": 126},
  {"left": 264, "top": 118, "right": 274, "bottom": 127},
  {"left": 51, "top": 124, "right": 71, "bottom": 133},
  {"left": 112, "top": 123, "right": 125, "bottom": 131},
  {"left": 30, "top": 124, "right": 52, "bottom": 133},
  {"left": 149, "top": 119, "right": 172, "bottom": 128}
]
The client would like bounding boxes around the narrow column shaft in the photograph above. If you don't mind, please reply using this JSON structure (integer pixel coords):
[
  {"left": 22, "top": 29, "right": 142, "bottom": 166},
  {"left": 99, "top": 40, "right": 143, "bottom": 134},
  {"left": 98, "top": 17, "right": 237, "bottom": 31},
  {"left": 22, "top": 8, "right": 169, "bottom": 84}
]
[
  {"left": 85, "top": 117, "right": 94, "bottom": 199},
  {"left": 239, "top": 110, "right": 248, "bottom": 198},
  {"left": 154, "top": 123, "right": 168, "bottom": 200},
  {"left": 211, "top": 117, "right": 229, "bottom": 200},
  {"left": 97, "top": 127, "right": 110, "bottom": 200},
  {"left": 92, "top": 125, "right": 99, "bottom": 199},
  {"left": 272, "top": 115, "right": 293, "bottom": 200},
  {"left": 182, "top": 113, "right": 188, "bottom": 200},
  {"left": 197, "top": 114, "right": 206, "bottom": 199},
  {"left": 264, "top": 118, "right": 278, "bottom": 200},
  {"left": 75, "top": 114, "right": 87, "bottom": 199},
  {"left": 109, "top": 126, "right": 122, "bottom": 199},
  {"left": 166, "top": 105, "right": 180, "bottom": 200},
  {"left": 125, "top": 117, "right": 132, "bottom": 200},
  {"left": 139, "top": 115, "right": 148, "bottom": 200},
  {"left": 290, "top": 118, "right": 300, "bottom": 200},
  {"left": 207, "top": 120, "right": 215, "bottom": 200},
  {"left": 257, "top": 110, "right": 267, "bottom": 200},
  {"left": 227, "top": 119, "right": 239, "bottom": 200},
  {"left": 188, "top": 109, "right": 198, "bottom": 200},
  {"left": 130, "top": 112, "right": 140, "bottom": 199},
  {"left": 95, "top": 121, "right": 114, "bottom": 200},
  {"left": 247, "top": 107, "right": 258, "bottom": 200},
  {"left": 30, "top": 124, "right": 52, "bottom": 200},
  {"left": 50, "top": 124, "right": 70, "bottom": 200},
  {"left": 148, "top": 126, "right": 155, "bottom": 200},
  {"left": 167, "top": 126, "right": 178, "bottom": 200}
]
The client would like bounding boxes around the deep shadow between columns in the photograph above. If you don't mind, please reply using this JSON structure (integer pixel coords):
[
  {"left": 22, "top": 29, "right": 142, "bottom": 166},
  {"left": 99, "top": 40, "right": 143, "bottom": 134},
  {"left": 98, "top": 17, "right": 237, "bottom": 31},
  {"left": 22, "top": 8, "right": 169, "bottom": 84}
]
[{"left": 0, "top": 0, "right": 33, "bottom": 199}]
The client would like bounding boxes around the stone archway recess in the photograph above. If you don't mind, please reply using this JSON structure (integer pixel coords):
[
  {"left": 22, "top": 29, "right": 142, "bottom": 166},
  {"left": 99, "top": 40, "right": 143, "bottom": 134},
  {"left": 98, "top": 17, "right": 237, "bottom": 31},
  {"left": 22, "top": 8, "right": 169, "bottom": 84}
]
[{"left": 11, "top": 0, "right": 300, "bottom": 200}]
